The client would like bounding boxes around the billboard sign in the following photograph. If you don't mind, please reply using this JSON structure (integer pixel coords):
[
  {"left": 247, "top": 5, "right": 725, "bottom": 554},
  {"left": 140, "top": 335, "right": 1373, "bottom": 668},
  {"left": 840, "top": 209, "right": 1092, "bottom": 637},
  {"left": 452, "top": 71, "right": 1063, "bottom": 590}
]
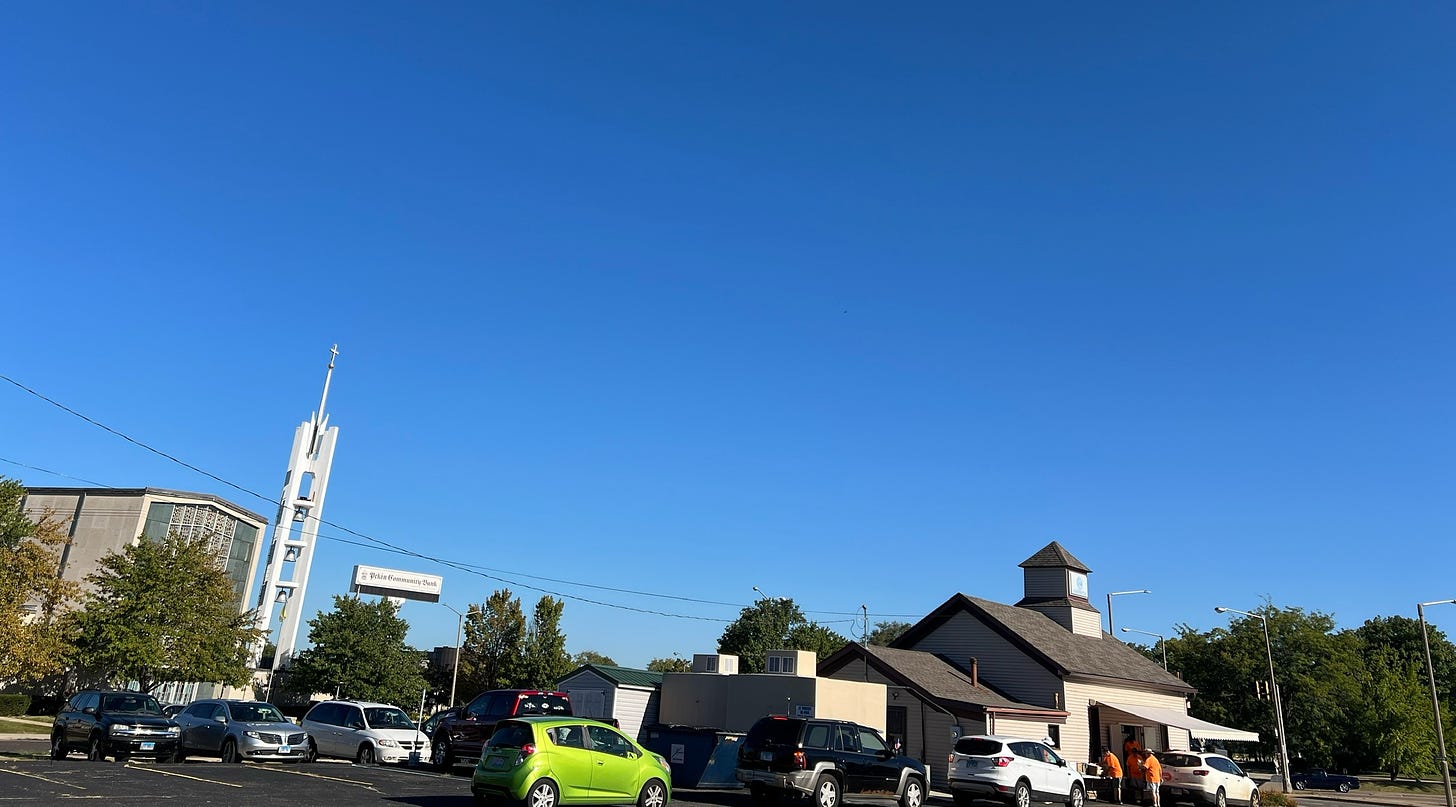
[{"left": 351, "top": 565, "right": 443, "bottom": 603}]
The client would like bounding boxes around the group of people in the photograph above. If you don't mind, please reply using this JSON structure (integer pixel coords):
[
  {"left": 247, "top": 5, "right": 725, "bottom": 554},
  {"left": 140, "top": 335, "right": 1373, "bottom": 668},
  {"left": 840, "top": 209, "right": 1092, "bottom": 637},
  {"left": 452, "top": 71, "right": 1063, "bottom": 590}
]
[{"left": 1100, "top": 736, "right": 1163, "bottom": 807}]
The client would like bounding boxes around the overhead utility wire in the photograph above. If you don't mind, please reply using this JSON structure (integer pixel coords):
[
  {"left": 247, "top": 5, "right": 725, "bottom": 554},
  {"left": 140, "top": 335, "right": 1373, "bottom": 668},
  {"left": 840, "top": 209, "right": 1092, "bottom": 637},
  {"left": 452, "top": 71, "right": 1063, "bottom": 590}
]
[{"left": 0, "top": 373, "right": 905, "bottom": 621}]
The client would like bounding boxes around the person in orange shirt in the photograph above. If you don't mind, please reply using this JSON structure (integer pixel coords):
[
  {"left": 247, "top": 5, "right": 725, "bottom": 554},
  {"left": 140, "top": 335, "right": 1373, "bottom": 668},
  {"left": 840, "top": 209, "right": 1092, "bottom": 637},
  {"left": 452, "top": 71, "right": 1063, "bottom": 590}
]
[
  {"left": 1100, "top": 747, "right": 1123, "bottom": 804},
  {"left": 1141, "top": 749, "right": 1163, "bottom": 807},
  {"left": 1124, "top": 742, "right": 1144, "bottom": 804}
]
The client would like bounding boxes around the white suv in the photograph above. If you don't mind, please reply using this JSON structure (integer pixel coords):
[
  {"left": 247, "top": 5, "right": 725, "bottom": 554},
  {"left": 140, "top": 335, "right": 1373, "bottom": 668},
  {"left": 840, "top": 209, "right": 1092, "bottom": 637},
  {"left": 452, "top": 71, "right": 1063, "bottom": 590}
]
[
  {"left": 299, "top": 700, "right": 427, "bottom": 765},
  {"left": 1158, "top": 752, "right": 1261, "bottom": 807},
  {"left": 948, "top": 735, "right": 1085, "bottom": 807}
]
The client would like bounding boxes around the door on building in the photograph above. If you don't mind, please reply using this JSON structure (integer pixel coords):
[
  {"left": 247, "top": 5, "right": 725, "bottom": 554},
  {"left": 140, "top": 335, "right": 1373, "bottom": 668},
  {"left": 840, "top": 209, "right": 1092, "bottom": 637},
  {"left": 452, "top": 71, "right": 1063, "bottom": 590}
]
[{"left": 886, "top": 706, "right": 908, "bottom": 756}]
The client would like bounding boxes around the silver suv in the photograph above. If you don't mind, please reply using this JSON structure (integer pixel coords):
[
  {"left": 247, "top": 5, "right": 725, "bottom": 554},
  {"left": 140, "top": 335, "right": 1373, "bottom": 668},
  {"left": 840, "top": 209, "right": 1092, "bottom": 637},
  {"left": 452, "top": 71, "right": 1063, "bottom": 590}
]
[
  {"left": 299, "top": 700, "right": 427, "bottom": 765},
  {"left": 171, "top": 699, "right": 307, "bottom": 763},
  {"left": 947, "top": 735, "right": 1085, "bottom": 807}
]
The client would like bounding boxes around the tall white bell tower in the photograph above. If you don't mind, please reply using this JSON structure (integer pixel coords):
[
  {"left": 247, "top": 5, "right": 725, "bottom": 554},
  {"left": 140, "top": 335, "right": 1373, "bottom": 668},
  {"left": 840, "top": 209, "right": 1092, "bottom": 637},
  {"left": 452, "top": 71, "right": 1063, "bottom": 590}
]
[{"left": 254, "top": 345, "right": 341, "bottom": 671}]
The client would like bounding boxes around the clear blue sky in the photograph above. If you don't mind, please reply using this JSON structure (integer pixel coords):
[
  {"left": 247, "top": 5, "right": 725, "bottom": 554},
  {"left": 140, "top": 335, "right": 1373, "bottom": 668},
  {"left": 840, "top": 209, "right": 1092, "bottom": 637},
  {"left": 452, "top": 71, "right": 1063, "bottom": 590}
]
[{"left": 3, "top": 2, "right": 1453, "bottom": 668}]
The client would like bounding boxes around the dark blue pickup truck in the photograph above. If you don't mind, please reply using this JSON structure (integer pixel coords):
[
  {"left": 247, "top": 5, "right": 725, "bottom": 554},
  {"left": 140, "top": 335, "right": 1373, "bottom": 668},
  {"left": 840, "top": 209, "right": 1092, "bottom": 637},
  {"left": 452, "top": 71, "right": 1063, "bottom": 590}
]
[{"left": 1291, "top": 770, "right": 1360, "bottom": 792}]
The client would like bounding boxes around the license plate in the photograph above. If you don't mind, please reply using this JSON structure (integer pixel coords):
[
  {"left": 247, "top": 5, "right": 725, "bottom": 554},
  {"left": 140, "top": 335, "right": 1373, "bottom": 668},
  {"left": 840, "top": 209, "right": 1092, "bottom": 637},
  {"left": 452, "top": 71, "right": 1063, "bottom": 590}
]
[
  {"left": 760, "top": 751, "right": 775, "bottom": 762},
  {"left": 486, "top": 756, "right": 506, "bottom": 769},
  {"left": 140, "top": 742, "right": 155, "bottom": 751},
  {"left": 279, "top": 745, "right": 291, "bottom": 754}
]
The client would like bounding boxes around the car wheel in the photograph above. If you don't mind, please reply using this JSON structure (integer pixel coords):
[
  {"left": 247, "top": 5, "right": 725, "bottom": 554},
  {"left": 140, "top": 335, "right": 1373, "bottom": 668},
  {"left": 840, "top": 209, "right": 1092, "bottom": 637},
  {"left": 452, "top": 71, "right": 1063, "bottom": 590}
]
[
  {"left": 1013, "top": 780, "right": 1032, "bottom": 807},
  {"left": 1067, "top": 783, "right": 1085, "bottom": 807},
  {"left": 1292, "top": 782, "right": 1305, "bottom": 791},
  {"left": 173, "top": 745, "right": 188, "bottom": 763},
  {"left": 527, "top": 778, "right": 560, "bottom": 807},
  {"left": 814, "top": 774, "right": 841, "bottom": 807},
  {"left": 638, "top": 778, "right": 668, "bottom": 807},
  {"left": 1215, "top": 787, "right": 1226, "bottom": 807},
  {"left": 50, "top": 734, "right": 67, "bottom": 760},
  {"left": 1336, "top": 783, "right": 1350, "bottom": 794},
  {"left": 901, "top": 776, "right": 926, "bottom": 807},
  {"left": 304, "top": 739, "right": 318, "bottom": 763},
  {"left": 433, "top": 738, "right": 453, "bottom": 768},
  {"left": 356, "top": 743, "right": 376, "bottom": 765},
  {"left": 1249, "top": 786, "right": 1261, "bottom": 807},
  {"left": 87, "top": 735, "right": 105, "bottom": 762},
  {"left": 221, "top": 739, "right": 240, "bottom": 764}
]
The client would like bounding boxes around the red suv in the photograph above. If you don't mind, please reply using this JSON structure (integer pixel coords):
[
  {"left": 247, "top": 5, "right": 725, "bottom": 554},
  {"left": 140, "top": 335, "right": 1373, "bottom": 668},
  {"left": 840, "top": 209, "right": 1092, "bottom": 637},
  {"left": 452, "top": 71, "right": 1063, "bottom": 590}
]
[{"left": 430, "top": 690, "right": 572, "bottom": 768}]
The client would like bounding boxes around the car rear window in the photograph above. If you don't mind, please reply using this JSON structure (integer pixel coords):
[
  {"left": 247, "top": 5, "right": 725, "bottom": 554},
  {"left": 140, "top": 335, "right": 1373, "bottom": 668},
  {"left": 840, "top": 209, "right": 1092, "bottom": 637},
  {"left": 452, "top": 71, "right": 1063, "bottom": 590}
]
[
  {"left": 1161, "top": 753, "right": 1205, "bottom": 768},
  {"left": 515, "top": 693, "right": 571, "bottom": 716},
  {"left": 954, "top": 738, "right": 1006, "bottom": 756},
  {"left": 746, "top": 717, "right": 804, "bottom": 748},
  {"left": 488, "top": 721, "right": 536, "bottom": 749}
]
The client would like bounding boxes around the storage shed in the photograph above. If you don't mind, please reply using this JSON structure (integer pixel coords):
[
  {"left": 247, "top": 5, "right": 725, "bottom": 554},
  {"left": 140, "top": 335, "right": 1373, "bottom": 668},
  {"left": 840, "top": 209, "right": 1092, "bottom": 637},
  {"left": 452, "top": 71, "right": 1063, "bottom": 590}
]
[{"left": 556, "top": 664, "right": 663, "bottom": 741}]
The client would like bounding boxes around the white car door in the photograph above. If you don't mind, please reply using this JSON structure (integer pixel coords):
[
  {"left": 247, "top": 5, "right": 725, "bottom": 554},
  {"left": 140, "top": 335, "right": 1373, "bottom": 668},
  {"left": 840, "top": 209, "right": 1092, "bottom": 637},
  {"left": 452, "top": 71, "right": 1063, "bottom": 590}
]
[
  {"left": 1010, "top": 741, "right": 1051, "bottom": 796},
  {"left": 1215, "top": 757, "right": 1252, "bottom": 803},
  {"left": 1038, "top": 742, "right": 1076, "bottom": 798}
]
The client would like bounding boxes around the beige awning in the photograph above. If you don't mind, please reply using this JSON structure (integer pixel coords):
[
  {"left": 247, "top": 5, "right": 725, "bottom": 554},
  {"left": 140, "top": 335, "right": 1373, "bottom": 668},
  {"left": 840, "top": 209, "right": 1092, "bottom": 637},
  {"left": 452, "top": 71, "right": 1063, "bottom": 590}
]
[{"left": 1096, "top": 700, "right": 1261, "bottom": 743}]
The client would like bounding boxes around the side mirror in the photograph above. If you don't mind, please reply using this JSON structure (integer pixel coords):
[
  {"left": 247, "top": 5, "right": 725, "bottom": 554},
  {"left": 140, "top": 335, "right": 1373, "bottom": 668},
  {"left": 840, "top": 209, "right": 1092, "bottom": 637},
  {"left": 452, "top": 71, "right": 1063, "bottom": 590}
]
[
  {"left": 82, "top": 707, "right": 97, "bottom": 716},
  {"left": 1057, "top": 759, "right": 1067, "bottom": 768},
  {"left": 878, "top": 749, "right": 894, "bottom": 760},
  {"left": 215, "top": 715, "right": 228, "bottom": 724}
]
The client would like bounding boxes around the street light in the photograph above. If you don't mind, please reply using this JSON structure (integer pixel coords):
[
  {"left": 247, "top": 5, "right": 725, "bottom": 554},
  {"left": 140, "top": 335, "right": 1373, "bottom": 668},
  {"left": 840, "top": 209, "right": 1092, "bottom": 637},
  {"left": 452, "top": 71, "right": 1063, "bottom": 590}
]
[
  {"left": 1216, "top": 606, "right": 1290, "bottom": 792},
  {"left": 1121, "top": 627, "right": 1168, "bottom": 670},
  {"left": 1107, "top": 589, "right": 1151, "bottom": 635},
  {"left": 1417, "top": 599, "right": 1455, "bottom": 807},
  {"left": 442, "top": 603, "right": 481, "bottom": 708}
]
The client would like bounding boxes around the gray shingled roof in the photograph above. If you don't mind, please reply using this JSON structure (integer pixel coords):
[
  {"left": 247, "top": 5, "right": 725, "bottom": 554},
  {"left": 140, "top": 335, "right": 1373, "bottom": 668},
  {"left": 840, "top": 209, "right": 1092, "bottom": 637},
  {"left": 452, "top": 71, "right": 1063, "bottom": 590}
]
[
  {"left": 1018, "top": 541, "right": 1092, "bottom": 573},
  {"left": 856, "top": 645, "right": 1063, "bottom": 714},
  {"left": 894, "top": 594, "right": 1194, "bottom": 694}
]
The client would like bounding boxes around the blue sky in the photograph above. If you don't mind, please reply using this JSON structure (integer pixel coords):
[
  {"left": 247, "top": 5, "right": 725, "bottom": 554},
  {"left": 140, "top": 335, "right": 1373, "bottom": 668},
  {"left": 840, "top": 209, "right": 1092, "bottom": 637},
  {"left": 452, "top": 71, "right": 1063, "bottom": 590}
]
[{"left": 3, "top": 2, "right": 1454, "bottom": 667}]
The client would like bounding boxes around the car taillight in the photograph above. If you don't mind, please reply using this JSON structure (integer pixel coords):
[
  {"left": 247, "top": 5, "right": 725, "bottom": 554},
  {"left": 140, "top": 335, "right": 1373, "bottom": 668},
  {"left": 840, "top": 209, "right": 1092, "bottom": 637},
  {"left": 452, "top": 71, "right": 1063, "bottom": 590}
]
[
  {"left": 520, "top": 743, "right": 536, "bottom": 758},
  {"left": 993, "top": 756, "right": 1013, "bottom": 768},
  {"left": 792, "top": 750, "right": 806, "bottom": 770},
  {"left": 1193, "top": 769, "right": 1210, "bottom": 776},
  {"left": 948, "top": 754, "right": 955, "bottom": 765}
]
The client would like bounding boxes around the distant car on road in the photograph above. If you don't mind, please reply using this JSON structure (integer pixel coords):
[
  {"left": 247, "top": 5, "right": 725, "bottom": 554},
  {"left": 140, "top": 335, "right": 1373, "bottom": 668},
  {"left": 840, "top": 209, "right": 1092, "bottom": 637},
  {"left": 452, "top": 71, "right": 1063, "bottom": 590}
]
[
  {"left": 1291, "top": 770, "right": 1360, "bottom": 793},
  {"left": 50, "top": 690, "right": 180, "bottom": 763},
  {"left": 171, "top": 699, "right": 308, "bottom": 763}
]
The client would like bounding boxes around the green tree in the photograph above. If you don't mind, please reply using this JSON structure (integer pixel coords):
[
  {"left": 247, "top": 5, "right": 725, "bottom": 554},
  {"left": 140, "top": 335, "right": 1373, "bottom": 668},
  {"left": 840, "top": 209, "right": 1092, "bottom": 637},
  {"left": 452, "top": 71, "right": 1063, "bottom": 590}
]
[
  {"left": 572, "top": 650, "right": 617, "bottom": 666},
  {"left": 647, "top": 656, "right": 691, "bottom": 673},
  {"left": 0, "top": 478, "right": 77, "bottom": 683},
  {"left": 1359, "top": 646, "right": 1440, "bottom": 781},
  {"left": 867, "top": 620, "right": 911, "bottom": 646},
  {"left": 522, "top": 596, "right": 571, "bottom": 689},
  {"left": 284, "top": 594, "right": 426, "bottom": 708},
  {"left": 71, "top": 531, "right": 261, "bottom": 693},
  {"left": 718, "top": 598, "right": 849, "bottom": 673},
  {"left": 460, "top": 589, "right": 526, "bottom": 694}
]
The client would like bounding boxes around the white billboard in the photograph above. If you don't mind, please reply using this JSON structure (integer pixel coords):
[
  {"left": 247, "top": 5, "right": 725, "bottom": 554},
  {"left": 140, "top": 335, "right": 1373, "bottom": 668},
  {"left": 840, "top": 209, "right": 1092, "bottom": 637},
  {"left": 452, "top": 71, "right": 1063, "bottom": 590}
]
[{"left": 350, "top": 565, "right": 443, "bottom": 603}]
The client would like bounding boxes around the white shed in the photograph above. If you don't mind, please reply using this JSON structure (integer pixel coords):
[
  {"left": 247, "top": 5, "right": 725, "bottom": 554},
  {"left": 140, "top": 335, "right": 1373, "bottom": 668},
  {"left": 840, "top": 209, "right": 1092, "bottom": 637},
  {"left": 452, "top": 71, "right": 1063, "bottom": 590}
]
[{"left": 556, "top": 664, "right": 663, "bottom": 741}]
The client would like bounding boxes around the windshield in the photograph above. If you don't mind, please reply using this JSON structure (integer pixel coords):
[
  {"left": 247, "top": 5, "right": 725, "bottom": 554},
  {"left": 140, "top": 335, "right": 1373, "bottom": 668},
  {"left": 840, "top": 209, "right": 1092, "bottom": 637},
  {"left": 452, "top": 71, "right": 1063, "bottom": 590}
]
[
  {"left": 229, "top": 702, "right": 287, "bottom": 723},
  {"left": 364, "top": 707, "right": 415, "bottom": 729},
  {"left": 101, "top": 694, "right": 163, "bottom": 715}
]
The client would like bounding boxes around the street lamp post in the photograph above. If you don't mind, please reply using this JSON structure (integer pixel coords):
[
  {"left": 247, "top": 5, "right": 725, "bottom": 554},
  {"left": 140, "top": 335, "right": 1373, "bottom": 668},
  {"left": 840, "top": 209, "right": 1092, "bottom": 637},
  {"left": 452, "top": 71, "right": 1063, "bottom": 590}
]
[
  {"left": 442, "top": 603, "right": 480, "bottom": 708},
  {"left": 1107, "top": 589, "right": 1151, "bottom": 635},
  {"left": 1121, "top": 627, "right": 1167, "bottom": 670},
  {"left": 1417, "top": 599, "right": 1455, "bottom": 807},
  {"left": 1216, "top": 606, "right": 1290, "bottom": 792}
]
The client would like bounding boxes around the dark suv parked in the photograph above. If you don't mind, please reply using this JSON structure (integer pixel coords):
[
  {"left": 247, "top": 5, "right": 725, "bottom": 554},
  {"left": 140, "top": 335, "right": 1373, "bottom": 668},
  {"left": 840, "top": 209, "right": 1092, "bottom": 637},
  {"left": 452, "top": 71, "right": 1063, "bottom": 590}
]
[
  {"left": 50, "top": 690, "right": 181, "bottom": 762},
  {"left": 736, "top": 715, "right": 927, "bottom": 807},
  {"left": 430, "top": 689, "right": 572, "bottom": 768}
]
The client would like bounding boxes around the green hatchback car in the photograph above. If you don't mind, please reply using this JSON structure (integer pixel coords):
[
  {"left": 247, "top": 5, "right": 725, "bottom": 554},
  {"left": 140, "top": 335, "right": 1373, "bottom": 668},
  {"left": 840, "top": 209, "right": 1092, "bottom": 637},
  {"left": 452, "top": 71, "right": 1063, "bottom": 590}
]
[{"left": 472, "top": 716, "right": 672, "bottom": 807}]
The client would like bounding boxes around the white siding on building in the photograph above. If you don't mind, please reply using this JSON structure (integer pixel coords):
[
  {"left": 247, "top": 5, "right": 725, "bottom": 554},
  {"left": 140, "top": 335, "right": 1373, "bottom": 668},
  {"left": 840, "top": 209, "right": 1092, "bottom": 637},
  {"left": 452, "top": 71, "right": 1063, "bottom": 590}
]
[
  {"left": 1061, "top": 679, "right": 1192, "bottom": 766},
  {"left": 1069, "top": 608, "right": 1102, "bottom": 638},
  {"left": 904, "top": 610, "right": 1062, "bottom": 708},
  {"left": 614, "top": 686, "right": 655, "bottom": 740}
]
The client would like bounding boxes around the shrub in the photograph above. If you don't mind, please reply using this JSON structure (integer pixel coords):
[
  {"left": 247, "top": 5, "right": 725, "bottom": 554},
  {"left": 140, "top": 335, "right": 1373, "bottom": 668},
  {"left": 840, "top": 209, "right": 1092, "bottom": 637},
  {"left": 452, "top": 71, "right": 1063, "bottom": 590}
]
[
  {"left": 1261, "top": 789, "right": 1297, "bottom": 807},
  {"left": 0, "top": 694, "right": 31, "bottom": 717}
]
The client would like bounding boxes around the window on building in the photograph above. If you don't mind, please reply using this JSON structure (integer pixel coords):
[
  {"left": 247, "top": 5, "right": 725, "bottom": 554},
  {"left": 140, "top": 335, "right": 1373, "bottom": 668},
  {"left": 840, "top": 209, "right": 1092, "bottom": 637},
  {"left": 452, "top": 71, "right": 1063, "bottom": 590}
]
[{"left": 1047, "top": 725, "right": 1061, "bottom": 748}]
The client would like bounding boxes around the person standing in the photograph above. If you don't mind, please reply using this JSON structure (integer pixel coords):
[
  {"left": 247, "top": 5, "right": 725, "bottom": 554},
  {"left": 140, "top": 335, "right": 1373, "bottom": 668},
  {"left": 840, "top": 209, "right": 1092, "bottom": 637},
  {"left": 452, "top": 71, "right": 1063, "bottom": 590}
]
[
  {"left": 1141, "top": 749, "right": 1162, "bottom": 807},
  {"left": 1124, "top": 741, "right": 1144, "bottom": 804},
  {"left": 1100, "top": 747, "right": 1123, "bottom": 804}
]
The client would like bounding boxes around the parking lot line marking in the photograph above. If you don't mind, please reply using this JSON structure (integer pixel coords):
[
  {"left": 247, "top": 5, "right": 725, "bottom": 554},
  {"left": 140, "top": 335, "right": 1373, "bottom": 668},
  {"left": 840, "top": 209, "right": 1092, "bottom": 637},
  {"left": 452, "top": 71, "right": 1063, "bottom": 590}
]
[
  {"left": 253, "top": 765, "right": 378, "bottom": 789},
  {"left": 122, "top": 764, "right": 243, "bottom": 789},
  {"left": 0, "top": 767, "right": 87, "bottom": 789}
]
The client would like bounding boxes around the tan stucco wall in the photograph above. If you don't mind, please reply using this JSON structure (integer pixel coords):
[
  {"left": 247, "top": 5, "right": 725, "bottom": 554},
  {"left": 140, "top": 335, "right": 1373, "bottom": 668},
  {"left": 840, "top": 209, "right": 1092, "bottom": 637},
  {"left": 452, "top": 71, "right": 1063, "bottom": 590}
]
[{"left": 659, "top": 672, "right": 886, "bottom": 733}]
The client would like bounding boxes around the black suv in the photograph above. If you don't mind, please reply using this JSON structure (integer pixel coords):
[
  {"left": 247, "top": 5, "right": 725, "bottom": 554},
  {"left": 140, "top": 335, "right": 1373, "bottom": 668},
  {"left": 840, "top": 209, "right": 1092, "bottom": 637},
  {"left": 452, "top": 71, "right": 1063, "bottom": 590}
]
[
  {"left": 737, "top": 715, "right": 927, "bottom": 807},
  {"left": 430, "top": 689, "right": 573, "bottom": 768},
  {"left": 50, "top": 690, "right": 181, "bottom": 762}
]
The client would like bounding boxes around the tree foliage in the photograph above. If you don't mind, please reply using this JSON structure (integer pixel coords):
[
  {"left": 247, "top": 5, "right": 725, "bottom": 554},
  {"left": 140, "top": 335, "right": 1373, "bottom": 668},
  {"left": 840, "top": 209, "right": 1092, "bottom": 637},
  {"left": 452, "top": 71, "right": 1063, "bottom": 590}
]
[
  {"left": 717, "top": 598, "right": 850, "bottom": 673},
  {"left": 72, "top": 531, "right": 261, "bottom": 693},
  {"left": 572, "top": 650, "right": 617, "bottom": 667},
  {"left": 0, "top": 478, "right": 77, "bottom": 683},
  {"left": 647, "top": 656, "right": 692, "bottom": 673},
  {"left": 459, "top": 589, "right": 527, "bottom": 696},
  {"left": 284, "top": 594, "right": 426, "bottom": 708},
  {"left": 522, "top": 596, "right": 571, "bottom": 688},
  {"left": 867, "top": 620, "right": 911, "bottom": 647}
]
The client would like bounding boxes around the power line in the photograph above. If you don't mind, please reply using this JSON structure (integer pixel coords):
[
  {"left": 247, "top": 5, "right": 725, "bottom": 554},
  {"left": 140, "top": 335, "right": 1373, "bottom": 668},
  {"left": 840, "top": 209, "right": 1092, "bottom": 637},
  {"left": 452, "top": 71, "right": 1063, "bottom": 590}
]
[{"left": 1, "top": 373, "right": 926, "bottom": 621}]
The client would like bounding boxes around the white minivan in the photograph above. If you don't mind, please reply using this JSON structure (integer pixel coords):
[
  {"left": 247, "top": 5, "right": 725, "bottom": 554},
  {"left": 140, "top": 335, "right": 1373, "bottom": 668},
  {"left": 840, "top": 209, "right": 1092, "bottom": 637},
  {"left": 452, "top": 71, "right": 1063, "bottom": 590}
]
[{"left": 299, "top": 700, "right": 428, "bottom": 765}]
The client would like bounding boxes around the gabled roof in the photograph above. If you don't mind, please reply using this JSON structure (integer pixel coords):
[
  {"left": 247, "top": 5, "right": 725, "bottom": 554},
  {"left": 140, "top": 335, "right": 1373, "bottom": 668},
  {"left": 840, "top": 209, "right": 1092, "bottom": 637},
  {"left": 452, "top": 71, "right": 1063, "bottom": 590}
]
[
  {"left": 891, "top": 594, "right": 1194, "bottom": 694},
  {"left": 1018, "top": 541, "right": 1091, "bottom": 573},
  {"left": 819, "top": 644, "right": 1066, "bottom": 718},
  {"left": 560, "top": 664, "right": 663, "bottom": 689}
]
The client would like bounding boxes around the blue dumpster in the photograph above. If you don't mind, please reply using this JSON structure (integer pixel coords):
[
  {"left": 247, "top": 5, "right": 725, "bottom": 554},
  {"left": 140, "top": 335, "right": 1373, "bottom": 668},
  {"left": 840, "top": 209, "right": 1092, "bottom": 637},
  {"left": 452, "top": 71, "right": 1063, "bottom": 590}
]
[{"left": 641, "top": 724, "right": 745, "bottom": 788}]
